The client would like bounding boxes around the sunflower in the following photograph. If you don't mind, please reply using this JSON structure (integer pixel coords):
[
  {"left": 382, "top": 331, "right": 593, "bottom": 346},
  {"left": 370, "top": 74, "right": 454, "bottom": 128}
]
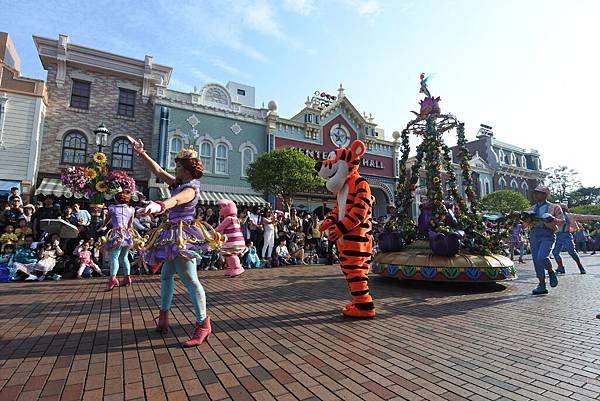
[
  {"left": 84, "top": 167, "right": 97, "bottom": 180},
  {"left": 92, "top": 152, "right": 108, "bottom": 165},
  {"left": 95, "top": 181, "right": 108, "bottom": 193}
]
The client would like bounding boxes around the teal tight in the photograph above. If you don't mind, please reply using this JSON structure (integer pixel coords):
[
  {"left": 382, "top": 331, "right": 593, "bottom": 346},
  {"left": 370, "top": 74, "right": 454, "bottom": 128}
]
[
  {"left": 109, "top": 247, "right": 131, "bottom": 276},
  {"left": 160, "top": 257, "right": 206, "bottom": 324}
]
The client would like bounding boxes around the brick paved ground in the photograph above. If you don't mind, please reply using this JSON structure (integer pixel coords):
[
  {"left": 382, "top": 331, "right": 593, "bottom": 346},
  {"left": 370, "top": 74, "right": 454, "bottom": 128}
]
[{"left": 1, "top": 253, "right": 600, "bottom": 401}]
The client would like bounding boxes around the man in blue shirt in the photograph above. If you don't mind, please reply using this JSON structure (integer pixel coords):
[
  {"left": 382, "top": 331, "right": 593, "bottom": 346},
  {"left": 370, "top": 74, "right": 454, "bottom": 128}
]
[{"left": 72, "top": 203, "right": 91, "bottom": 227}]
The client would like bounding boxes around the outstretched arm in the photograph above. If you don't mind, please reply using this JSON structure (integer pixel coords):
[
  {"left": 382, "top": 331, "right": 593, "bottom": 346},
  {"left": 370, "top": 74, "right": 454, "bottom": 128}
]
[
  {"left": 320, "top": 203, "right": 339, "bottom": 232},
  {"left": 127, "top": 136, "right": 175, "bottom": 186}
]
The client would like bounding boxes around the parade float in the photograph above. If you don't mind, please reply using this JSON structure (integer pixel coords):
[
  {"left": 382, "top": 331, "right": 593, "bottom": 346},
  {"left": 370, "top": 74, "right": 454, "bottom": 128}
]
[{"left": 372, "top": 75, "right": 516, "bottom": 282}]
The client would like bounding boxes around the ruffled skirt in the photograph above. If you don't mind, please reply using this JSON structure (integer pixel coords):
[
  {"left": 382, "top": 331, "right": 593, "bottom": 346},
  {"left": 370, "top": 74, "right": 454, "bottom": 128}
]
[
  {"left": 102, "top": 227, "right": 141, "bottom": 251},
  {"left": 142, "top": 219, "right": 225, "bottom": 264}
]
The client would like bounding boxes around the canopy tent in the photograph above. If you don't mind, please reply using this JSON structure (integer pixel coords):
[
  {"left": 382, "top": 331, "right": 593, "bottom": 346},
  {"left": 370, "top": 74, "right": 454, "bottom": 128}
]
[
  {"left": 198, "top": 191, "right": 267, "bottom": 206},
  {"left": 35, "top": 178, "right": 85, "bottom": 198}
]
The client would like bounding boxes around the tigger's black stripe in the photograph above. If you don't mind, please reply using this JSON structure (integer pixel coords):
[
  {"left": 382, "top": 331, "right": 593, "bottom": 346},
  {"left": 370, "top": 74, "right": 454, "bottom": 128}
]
[
  {"left": 342, "top": 250, "right": 372, "bottom": 257},
  {"left": 348, "top": 276, "right": 368, "bottom": 282},
  {"left": 344, "top": 235, "right": 369, "bottom": 243}
]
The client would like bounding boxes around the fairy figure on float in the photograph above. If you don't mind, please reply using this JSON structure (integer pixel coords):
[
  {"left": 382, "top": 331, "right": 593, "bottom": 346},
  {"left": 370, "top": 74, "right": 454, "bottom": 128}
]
[{"left": 127, "top": 136, "right": 225, "bottom": 347}]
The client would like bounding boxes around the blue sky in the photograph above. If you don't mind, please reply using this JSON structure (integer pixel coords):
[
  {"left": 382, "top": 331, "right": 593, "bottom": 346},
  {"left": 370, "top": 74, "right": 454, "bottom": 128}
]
[{"left": 2, "top": 0, "right": 599, "bottom": 186}]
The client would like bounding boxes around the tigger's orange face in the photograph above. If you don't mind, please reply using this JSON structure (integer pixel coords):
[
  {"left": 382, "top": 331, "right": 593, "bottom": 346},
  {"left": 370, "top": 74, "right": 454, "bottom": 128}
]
[{"left": 315, "top": 140, "right": 366, "bottom": 193}]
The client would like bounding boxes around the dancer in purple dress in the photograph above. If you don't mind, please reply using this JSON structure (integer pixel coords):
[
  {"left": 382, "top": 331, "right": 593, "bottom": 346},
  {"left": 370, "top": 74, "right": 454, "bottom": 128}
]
[
  {"left": 128, "top": 136, "right": 223, "bottom": 347},
  {"left": 100, "top": 191, "right": 138, "bottom": 291}
]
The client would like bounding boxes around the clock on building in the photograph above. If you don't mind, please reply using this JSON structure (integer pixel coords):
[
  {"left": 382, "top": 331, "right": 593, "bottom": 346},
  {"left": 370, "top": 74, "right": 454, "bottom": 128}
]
[{"left": 329, "top": 124, "right": 351, "bottom": 148}]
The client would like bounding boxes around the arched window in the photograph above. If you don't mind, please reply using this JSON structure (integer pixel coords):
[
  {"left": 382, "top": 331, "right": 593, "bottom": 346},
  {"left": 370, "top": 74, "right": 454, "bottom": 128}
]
[
  {"left": 484, "top": 179, "right": 490, "bottom": 196},
  {"left": 498, "top": 177, "right": 507, "bottom": 190},
  {"left": 510, "top": 153, "right": 516, "bottom": 166},
  {"left": 168, "top": 137, "right": 183, "bottom": 170},
  {"left": 498, "top": 149, "right": 505, "bottom": 164},
  {"left": 61, "top": 130, "right": 87, "bottom": 165},
  {"left": 521, "top": 181, "right": 529, "bottom": 195},
  {"left": 521, "top": 155, "right": 527, "bottom": 168},
  {"left": 111, "top": 137, "right": 133, "bottom": 169},
  {"left": 200, "top": 142, "right": 213, "bottom": 173},
  {"left": 241, "top": 147, "right": 255, "bottom": 177},
  {"left": 510, "top": 179, "right": 519, "bottom": 192},
  {"left": 215, "top": 143, "right": 228, "bottom": 174}
]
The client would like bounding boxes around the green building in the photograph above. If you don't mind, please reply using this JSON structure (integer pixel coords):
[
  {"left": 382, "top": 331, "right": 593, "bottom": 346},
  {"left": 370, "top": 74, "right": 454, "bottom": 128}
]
[{"left": 149, "top": 82, "right": 269, "bottom": 207}]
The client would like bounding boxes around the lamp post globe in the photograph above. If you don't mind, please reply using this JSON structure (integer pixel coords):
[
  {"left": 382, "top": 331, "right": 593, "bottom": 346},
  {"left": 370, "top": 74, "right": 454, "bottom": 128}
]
[{"left": 93, "top": 122, "right": 111, "bottom": 152}]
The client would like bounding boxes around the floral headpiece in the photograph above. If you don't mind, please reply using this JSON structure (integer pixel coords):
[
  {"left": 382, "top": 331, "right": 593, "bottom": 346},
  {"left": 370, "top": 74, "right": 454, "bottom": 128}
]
[{"left": 176, "top": 148, "right": 198, "bottom": 159}]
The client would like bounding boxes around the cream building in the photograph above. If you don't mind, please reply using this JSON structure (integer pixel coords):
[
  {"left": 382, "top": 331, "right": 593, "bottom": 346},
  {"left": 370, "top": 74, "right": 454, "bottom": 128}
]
[{"left": 0, "top": 32, "right": 47, "bottom": 201}]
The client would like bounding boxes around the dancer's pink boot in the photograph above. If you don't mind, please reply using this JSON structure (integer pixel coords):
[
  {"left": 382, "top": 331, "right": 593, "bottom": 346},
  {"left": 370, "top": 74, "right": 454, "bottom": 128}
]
[
  {"left": 121, "top": 276, "right": 132, "bottom": 287},
  {"left": 183, "top": 316, "right": 212, "bottom": 347},
  {"left": 224, "top": 255, "right": 244, "bottom": 278},
  {"left": 105, "top": 276, "right": 119, "bottom": 291}
]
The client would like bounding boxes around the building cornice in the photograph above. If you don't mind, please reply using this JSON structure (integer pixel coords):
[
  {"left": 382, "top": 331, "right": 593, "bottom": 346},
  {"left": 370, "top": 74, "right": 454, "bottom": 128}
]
[
  {"left": 155, "top": 95, "right": 268, "bottom": 125},
  {"left": 33, "top": 34, "right": 172, "bottom": 102}
]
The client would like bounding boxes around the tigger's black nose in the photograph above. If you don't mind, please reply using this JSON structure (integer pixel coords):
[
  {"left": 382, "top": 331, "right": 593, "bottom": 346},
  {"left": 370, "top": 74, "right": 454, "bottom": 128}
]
[{"left": 315, "top": 162, "right": 322, "bottom": 172}]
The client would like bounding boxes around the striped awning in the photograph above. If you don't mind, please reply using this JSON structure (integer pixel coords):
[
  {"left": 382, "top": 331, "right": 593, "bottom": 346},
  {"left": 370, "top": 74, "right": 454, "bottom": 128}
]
[
  {"left": 35, "top": 178, "right": 86, "bottom": 198},
  {"left": 198, "top": 191, "right": 268, "bottom": 206}
]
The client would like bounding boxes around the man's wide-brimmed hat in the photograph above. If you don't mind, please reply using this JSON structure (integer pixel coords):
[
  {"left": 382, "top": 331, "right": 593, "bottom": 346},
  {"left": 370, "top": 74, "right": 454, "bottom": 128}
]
[{"left": 533, "top": 185, "right": 550, "bottom": 195}]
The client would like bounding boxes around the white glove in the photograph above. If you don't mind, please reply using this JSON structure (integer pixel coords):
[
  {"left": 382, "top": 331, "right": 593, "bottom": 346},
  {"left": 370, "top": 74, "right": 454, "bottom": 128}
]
[{"left": 144, "top": 201, "right": 163, "bottom": 215}]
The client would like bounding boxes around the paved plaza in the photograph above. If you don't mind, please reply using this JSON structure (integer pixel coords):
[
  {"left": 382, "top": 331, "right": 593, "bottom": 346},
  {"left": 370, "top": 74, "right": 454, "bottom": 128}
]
[{"left": 1, "top": 254, "right": 600, "bottom": 401}]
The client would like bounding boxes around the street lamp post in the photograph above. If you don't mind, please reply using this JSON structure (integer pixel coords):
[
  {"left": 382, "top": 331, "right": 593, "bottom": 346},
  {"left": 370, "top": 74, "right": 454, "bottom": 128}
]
[{"left": 93, "top": 122, "right": 111, "bottom": 152}]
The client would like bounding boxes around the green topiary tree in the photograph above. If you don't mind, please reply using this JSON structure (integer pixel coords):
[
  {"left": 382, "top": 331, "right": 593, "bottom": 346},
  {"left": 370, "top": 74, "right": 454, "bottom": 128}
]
[
  {"left": 480, "top": 190, "right": 531, "bottom": 214},
  {"left": 570, "top": 204, "right": 600, "bottom": 215},
  {"left": 246, "top": 148, "right": 324, "bottom": 213}
]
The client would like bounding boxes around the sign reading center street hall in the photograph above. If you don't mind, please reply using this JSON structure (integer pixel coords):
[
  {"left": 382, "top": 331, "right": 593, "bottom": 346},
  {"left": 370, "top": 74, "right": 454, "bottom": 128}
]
[{"left": 291, "top": 147, "right": 385, "bottom": 169}]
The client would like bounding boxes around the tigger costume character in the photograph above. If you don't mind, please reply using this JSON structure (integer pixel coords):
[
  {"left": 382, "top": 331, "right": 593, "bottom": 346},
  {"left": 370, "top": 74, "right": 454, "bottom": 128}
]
[{"left": 315, "top": 140, "right": 375, "bottom": 319}]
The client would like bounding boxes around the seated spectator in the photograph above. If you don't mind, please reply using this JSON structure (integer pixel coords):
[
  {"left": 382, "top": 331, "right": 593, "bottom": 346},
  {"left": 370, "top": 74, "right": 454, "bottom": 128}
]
[
  {"left": 13, "top": 240, "right": 63, "bottom": 281},
  {"left": 304, "top": 243, "right": 319, "bottom": 264},
  {"left": 74, "top": 241, "right": 104, "bottom": 279},
  {"left": 288, "top": 237, "right": 306, "bottom": 265},
  {"left": 241, "top": 240, "right": 261, "bottom": 268},
  {"left": 1, "top": 242, "right": 37, "bottom": 281},
  {"left": 0, "top": 225, "right": 19, "bottom": 244},
  {"left": 15, "top": 218, "right": 32, "bottom": 245},
  {"left": 275, "top": 238, "right": 293, "bottom": 266},
  {"left": 22, "top": 204, "right": 35, "bottom": 224}
]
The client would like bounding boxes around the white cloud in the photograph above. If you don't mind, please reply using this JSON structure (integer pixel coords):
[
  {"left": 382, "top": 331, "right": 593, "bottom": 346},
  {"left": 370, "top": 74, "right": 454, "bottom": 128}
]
[
  {"left": 283, "top": 0, "right": 317, "bottom": 16},
  {"left": 210, "top": 57, "right": 240, "bottom": 75},
  {"left": 191, "top": 69, "right": 219, "bottom": 85},
  {"left": 244, "top": 0, "right": 286, "bottom": 39},
  {"left": 345, "top": 0, "right": 381, "bottom": 16}
]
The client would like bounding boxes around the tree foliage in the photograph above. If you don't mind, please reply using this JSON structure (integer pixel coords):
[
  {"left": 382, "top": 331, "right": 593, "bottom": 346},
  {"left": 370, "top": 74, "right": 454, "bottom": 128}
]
[
  {"left": 480, "top": 190, "right": 531, "bottom": 214},
  {"left": 246, "top": 148, "right": 324, "bottom": 212},
  {"left": 545, "top": 166, "right": 581, "bottom": 203},
  {"left": 567, "top": 187, "right": 600, "bottom": 207},
  {"left": 570, "top": 204, "right": 600, "bottom": 215}
]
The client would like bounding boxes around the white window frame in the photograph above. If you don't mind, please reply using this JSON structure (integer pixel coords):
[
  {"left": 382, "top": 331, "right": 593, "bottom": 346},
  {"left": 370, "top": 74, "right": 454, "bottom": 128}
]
[
  {"left": 521, "top": 181, "right": 529, "bottom": 195},
  {"left": 484, "top": 178, "right": 491, "bottom": 196},
  {"left": 239, "top": 141, "right": 258, "bottom": 178},
  {"left": 498, "top": 176, "right": 507, "bottom": 190},
  {"left": 521, "top": 155, "right": 527, "bottom": 168},
  {"left": 200, "top": 141, "right": 213, "bottom": 173},
  {"left": 510, "top": 153, "right": 516, "bottom": 166},
  {"left": 0, "top": 93, "right": 7, "bottom": 148},
  {"left": 168, "top": 137, "right": 183, "bottom": 170},
  {"left": 215, "top": 143, "right": 228, "bottom": 175},
  {"left": 510, "top": 179, "right": 519, "bottom": 192},
  {"left": 110, "top": 137, "right": 133, "bottom": 170}
]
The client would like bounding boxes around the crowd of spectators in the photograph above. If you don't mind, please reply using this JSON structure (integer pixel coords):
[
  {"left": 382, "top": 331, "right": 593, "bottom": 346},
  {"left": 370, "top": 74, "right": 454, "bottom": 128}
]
[{"left": 0, "top": 188, "right": 348, "bottom": 282}]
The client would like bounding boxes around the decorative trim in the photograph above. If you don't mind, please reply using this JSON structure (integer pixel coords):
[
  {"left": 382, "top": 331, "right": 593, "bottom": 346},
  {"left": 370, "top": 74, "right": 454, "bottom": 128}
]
[
  {"left": 230, "top": 122, "right": 242, "bottom": 135},
  {"left": 238, "top": 141, "right": 258, "bottom": 154},
  {"left": 216, "top": 136, "right": 233, "bottom": 150},
  {"left": 69, "top": 71, "right": 94, "bottom": 82},
  {"left": 0, "top": 92, "right": 8, "bottom": 150}
]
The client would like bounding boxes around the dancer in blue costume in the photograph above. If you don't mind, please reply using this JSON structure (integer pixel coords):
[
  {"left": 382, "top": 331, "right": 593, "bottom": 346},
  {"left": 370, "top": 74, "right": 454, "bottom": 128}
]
[{"left": 128, "top": 136, "right": 224, "bottom": 347}]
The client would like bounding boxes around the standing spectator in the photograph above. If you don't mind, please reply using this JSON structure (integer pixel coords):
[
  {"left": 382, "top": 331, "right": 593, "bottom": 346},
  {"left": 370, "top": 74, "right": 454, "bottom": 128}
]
[
  {"left": 308, "top": 212, "right": 322, "bottom": 256},
  {"left": 509, "top": 220, "right": 525, "bottom": 264},
  {"left": 575, "top": 227, "right": 590, "bottom": 253},
  {"left": 247, "top": 206, "right": 263, "bottom": 251},
  {"left": 301, "top": 212, "right": 311, "bottom": 238},
  {"left": 4, "top": 197, "right": 23, "bottom": 227},
  {"left": 261, "top": 209, "right": 275, "bottom": 260},
  {"left": 8, "top": 187, "right": 20, "bottom": 203},
  {"left": 276, "top": 213, "right": 289, "bottom": 245},
  {"left": 204, "top": 207, "right": 218, "bottom": 227},
  {"left": 239, "top": 209, "right": 249, "bottom": 240},
  {"left": 72, "top": 203, "right": 91, "bottom": 227},
  {"left": 62, "top": 205, "right": 77, "bottom": 225},
  {"left": 22, "top": 204, "right": 35, "bottom": 224},
  {"left": 32, "top": 196, "right": 60, "bottom": 239},
  {"left": 288, "top": 208, "right": 301, "bottom": 232}
]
